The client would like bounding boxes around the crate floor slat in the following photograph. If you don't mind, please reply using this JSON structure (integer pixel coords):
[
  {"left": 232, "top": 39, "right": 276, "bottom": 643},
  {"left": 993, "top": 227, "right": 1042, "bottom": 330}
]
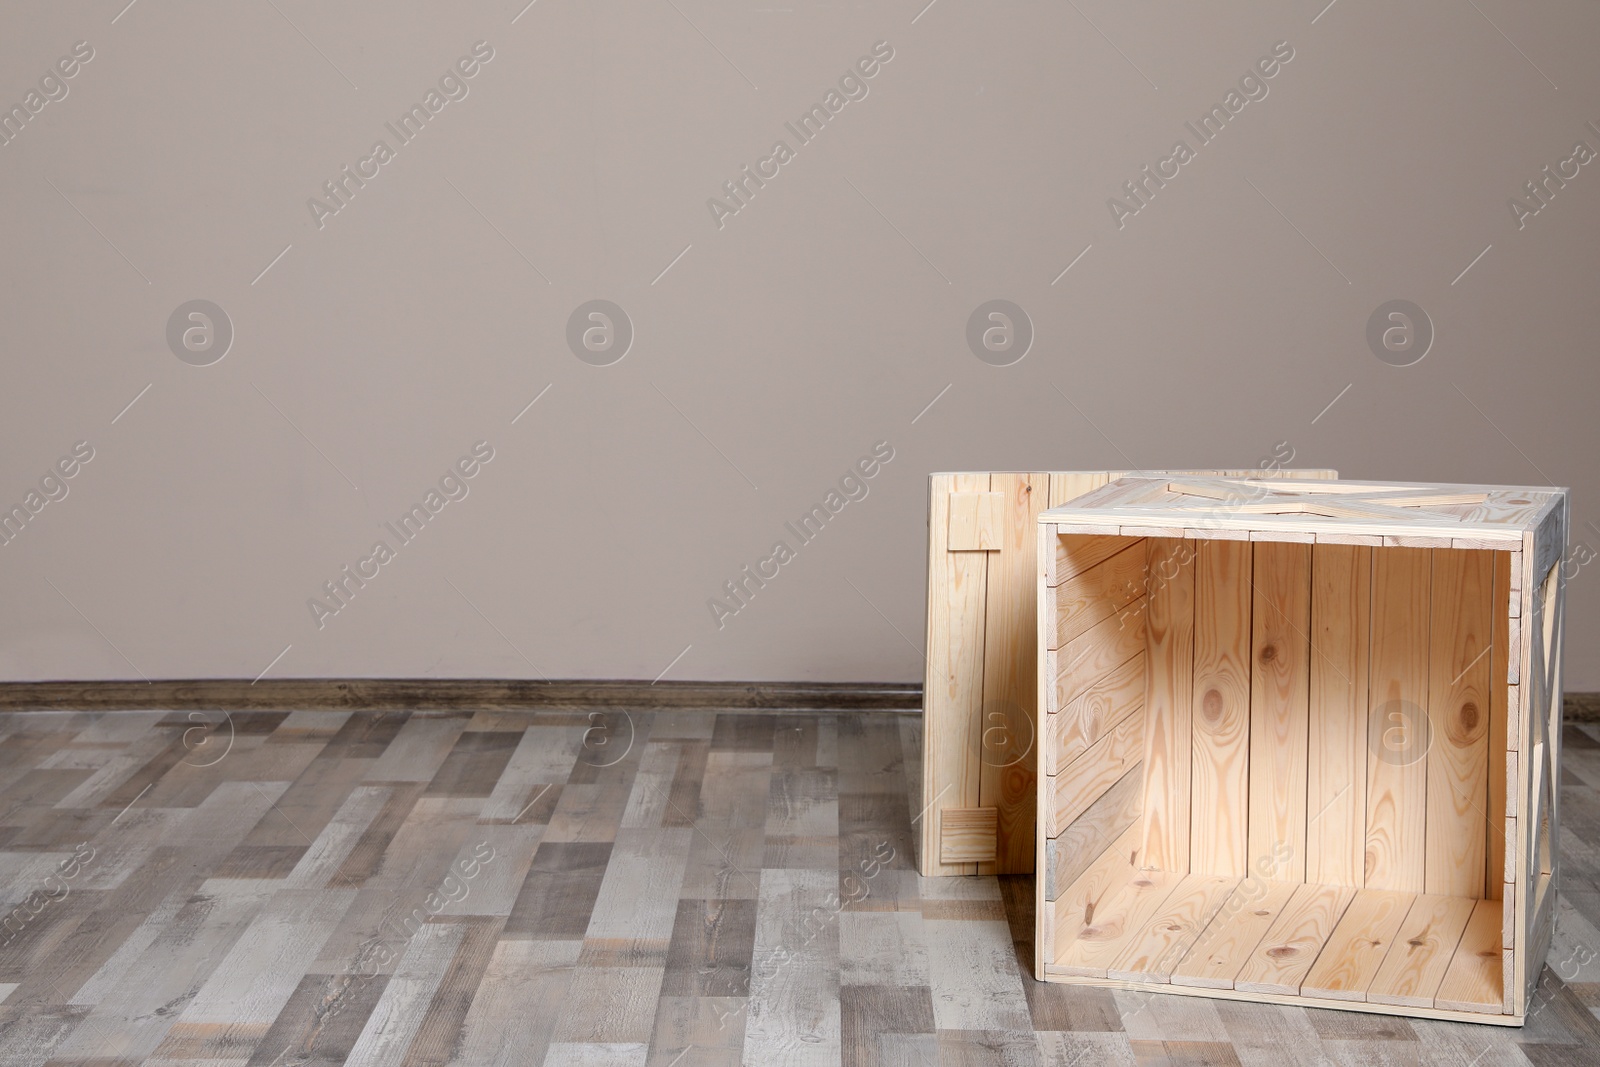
[{"left": 1046, "top": 864, "right": 1509, "bottom": 1024}]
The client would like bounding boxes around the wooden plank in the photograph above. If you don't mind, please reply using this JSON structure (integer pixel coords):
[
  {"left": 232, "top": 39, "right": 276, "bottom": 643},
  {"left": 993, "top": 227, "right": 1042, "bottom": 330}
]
[
  {"left": 922, "top": 473, "right": 988, "bottom": 877},
  {"left": 1170, "top": 880, "right": 1301, "bottom": 989},
  {"left": 1049, "top": 708, "right": 1143, "bottom": 836},
  {"left": 1247, "top": 541, "right": 1311, "bottom": 882},
  {"left": 1049, "top": 821, "right": 1142, "bottom": 961},
  {"left": 1435, "top": 898, "right": 1504, "bottom": 1013},
  {"left": 1140, "top": 537, "right": 1194, "bottom": 875},
  {"left": 1033, "top": 970, "right": 1518, "bottom": 1026},
  {"left": 1053, "top": 598, "right": 1147, "bottom": 708},
  {"left": 1524, "top": 872, "right": 1555, "bottom": 1013},
  {"left": 1049, "top": 542, "right": 1146, "bottom": 649},
  {"left": 1106, "top": 873, "right": 1240, "bottom": 983},
  {"left": 977, "top": 472, "right": 1047, "bottom": 875},
  {"left": 1049, "top": 472, "right": 1114, "bottom": 511},
  {"left": 1307, "top": 544, "right": 1371, "bottom": 888},
  {"left": 1045, "top": 763, "right": 1142, "bottom": 901},
  {"left": 1189, "top": 540, "right": 1252, "bottom": 878},
  {"left": 939, "top": 808, "right": 997, "bottom": 864},
  {"left": 1366, "top": 894, "right": 1476, "bottom": 1007},
  {"left": 1048, "top": 651, "right": 1144, "bottom": 776},
  {"left": 1053, "top": 534, "right": 1131, "bottom": 586},
  {"left": 1425, "top": 549, "right": 1493, "bottom": 898},
  {"left": 1235, "top": 883, "right": 1357, "bottom": 995},
  {"left": 1511, "top": 540, "right": 1540, "bottom": 1013},
  {"left": 948, "top": 490, "right": 1004, "bottom": 550},
  {"left": 1036, "top": 519, "right": 1054, "bottom": 979},
  {"left": 1366, "top": 547, "right": 1431, "bottom": 892},
  {"left": 1301, "top": 888, "right": 1415, "bottom": 1001},
  {"left": 1530, "top": 499, "right": 1564, "bottom": 585},
  {"left": 1487, "top": 553, "right": 1510, "bottom": 900},
  {"left": 1052, "top": 866, "right": 1182, "bottom": 979}
]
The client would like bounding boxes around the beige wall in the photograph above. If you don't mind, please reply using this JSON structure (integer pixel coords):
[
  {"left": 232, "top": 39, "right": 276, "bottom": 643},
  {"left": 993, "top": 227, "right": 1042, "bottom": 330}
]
[{"left": 1, "top": 1, "right": 1596, "bottom": 687}]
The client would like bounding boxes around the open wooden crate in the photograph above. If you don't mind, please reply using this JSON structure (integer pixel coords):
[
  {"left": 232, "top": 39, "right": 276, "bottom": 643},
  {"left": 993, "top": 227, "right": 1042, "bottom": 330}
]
[{"left": 1034, "top": 476, "right": 1568, "bottom": 1024}]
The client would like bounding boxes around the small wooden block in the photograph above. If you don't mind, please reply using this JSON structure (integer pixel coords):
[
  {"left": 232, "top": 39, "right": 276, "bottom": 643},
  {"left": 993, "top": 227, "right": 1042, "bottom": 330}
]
[
  {"left": 940, "top": 489, "right": 1004, "bottom": 550},
  {"left": 948, "top": 491, "right": 1004, "bottom": 550},
  {"left": 939, "top": 807, "right": 998, "bottom": 863}
]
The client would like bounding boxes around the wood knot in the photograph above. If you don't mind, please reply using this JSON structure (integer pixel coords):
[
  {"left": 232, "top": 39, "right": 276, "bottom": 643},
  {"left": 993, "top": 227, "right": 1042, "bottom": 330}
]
[
  {"left": 1267, "top": 946, "right": 1299, "bottom": 960},
  {"left": 1458, "top": 701, "right": 1480, "bottom": 733},
  {"left": 1260, "top": 645, "right": 1277, "bottom": 663},
  {"left": 1202, "top": 689, "right": 1224, "bottom": 723}
]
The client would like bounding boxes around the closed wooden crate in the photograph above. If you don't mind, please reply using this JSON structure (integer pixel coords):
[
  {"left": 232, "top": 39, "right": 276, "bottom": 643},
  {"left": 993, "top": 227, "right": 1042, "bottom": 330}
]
[
  {"left": 1034, "top": 475, "right": 1568, "bottom": 1025},
  {"left": 918, "top": 467, "right": 1337, "bottom": 877}
]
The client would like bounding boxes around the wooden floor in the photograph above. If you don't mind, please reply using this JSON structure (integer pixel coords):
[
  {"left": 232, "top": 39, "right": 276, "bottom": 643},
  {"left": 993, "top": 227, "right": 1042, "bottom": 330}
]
[{"left": 1, "top": 709, "right": 1598, "bottom": 1066}]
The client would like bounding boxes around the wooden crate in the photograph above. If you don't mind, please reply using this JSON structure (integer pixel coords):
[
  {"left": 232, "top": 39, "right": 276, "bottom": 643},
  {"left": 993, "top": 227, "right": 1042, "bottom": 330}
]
[
  {"left": 1034, "top": 475, "right": 1568, "bottom": 1025},
  {"left": 919, "top": 468, "right": 1337, "bottom": 877}
]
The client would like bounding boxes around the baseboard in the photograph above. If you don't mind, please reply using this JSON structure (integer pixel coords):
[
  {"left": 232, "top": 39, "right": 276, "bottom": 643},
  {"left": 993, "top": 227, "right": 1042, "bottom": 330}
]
[
  {"left": 0, "top": 679, "right": 1593, "bottom": 720},
  {"left": 0, "top": 678, "right": 922, "bottom": 712}
]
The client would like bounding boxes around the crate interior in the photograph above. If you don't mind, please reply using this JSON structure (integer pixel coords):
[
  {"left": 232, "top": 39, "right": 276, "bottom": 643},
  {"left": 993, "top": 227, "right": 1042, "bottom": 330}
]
[{"left": 1041, "top": 531, "right": 1529, "bottom": 1015}]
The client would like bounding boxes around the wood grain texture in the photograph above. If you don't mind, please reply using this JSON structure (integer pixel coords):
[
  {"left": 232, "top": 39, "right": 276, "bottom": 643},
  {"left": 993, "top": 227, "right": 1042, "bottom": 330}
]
[
  {"left": 1045, "top": 763, "right": 1142, "bottom": 902},
  {"left": 1435, "top": 898, "right": 1504, "bottom": 1013},
  {"left": 1300, "top": 888, "right": 1414, "bottom": 1002},
  {"left": 1049, "top": 651, "right": 1145, "bottom": 776},
  {"left": 1190, "top": 539, "right": 1252, "bottom": 878},
  {"left": 1367, "top": 547, "right": 1432, "bottom": 892},
  {"left": 1050, "top": 542, "right": 1147, "bottom": 649},
  {"left": 1248, "top": 541, "right": 1311, "bottom": 882},
  {"left": 977, "top": 472, "right": 1046, "bottom": 875},
  {"left": 1233, "top": 883, "right": 1356, "bottom": 996},
  {"left": 939, "top": 808, "right": 997, "bottom": 864},
  {"left": 1170, "top": 880, "right": 1301, "bottom": 990},
  {"left": 947, "top": 491, "right": 1005, "bottom": 551},
  {"left": 1050, "top": 708, "right": 1143, "bottom": 837},
  {"left": 1105, "top": 873, "right": 1240, "bottom": 984},
  {"left": 1366, "top": 893, "right": 1475, "bottom": 1008},
  {"left": 1141, "top": 537, "right": 1195, "bottom": 875},
  {"left": 1424, "top": 550, "right": 1493, "bottom": 898},
  {"left": 1051, "top": 865, "right": 1180, "bottom": 979},
  {"left": 1487, "top": 553, "right": 1510, "bottom": 901},
  {"left": 1054, "top": 599, "right": 1148, "bottom": 709},
  {"left": 922, "top": 473, "right": 989, "bottom": 877},
  {"left": 1307, "top": 544, "right": 1371, "bottom": 889}
]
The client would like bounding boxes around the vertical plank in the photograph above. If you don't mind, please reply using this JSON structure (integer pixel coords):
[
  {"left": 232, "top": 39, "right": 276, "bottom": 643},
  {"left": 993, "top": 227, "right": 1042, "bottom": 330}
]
[
  {"left": 1487, "top": 552, "right": 1510, "bottom": 901},
  {"left": 1307, "top": 544, "right": 1371, "bottom": 889},
  {"left": 1049, "top": 472, "right": 1113, "bottom": 511},
  {"left": 1425, "top": 550, "right": 1493, "bottom": 898},
  {"left": 1512, "top": 542, "right": 1538, "bottom": 1015},
  {"left": 977, "top": 472, "right": 1047, "bottom": 875},
  {"left": 921, "top": 473, "right": 988, "bottom": 877},
  {"left": 1036, "top": 520, "right": 1053, "bottom": 979},
  {"left": 1366, "top": 547, "right": 1431, "bottom": 892},
  {"left": 1140, "top": 537, "right": 1195, "bottom": 875},
  {"left": 1248, "top": 541, "right": 1311, "bottom": 882},
  {"left": 1189, "top": 539, "right": 1251, "bottom": 878}
]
